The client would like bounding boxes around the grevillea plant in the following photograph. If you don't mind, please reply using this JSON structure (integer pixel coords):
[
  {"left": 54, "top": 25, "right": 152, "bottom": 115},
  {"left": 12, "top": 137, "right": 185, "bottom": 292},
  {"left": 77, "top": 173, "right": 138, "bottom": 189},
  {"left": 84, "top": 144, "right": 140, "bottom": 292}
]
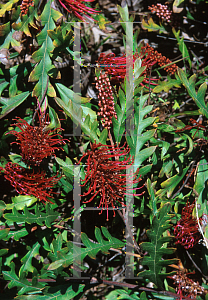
[{"left": 0, "top": 1, "right": 208, "bottom": 299}]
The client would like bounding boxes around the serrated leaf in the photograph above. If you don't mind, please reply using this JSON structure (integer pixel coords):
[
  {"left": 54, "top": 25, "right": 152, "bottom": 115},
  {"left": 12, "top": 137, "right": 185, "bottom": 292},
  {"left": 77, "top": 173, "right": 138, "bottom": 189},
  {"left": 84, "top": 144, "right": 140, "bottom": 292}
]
[
  {"left": 7, "top": 226, "right": 28, "bottom": 241},
  {"left": 2, "top": 262, "right": 44, "bottom": 295},
  {"left": 173, "top": 29, "right": 191, "bottom": 68},
  {"left": 178, "top": 69, "right": 208, "bottom": 118},
  {"left": 15, "top": 283, "right": 85, "bottom": 300},
  {"left": 0, "top": 91, "right": 30, "bottom": 119},
  {"left": 156, "top": 166, "right": 189, "bottom": 198},
  {"left": 139, "top": 203, "right": 178, "bottom": 289},
  {"left": 12, "top": 6, "right": 38, "bottom": 37},
  {"left": 0, "top": 0, "right": 19, "bottom": 17},
  {"left": 20, "top": 242, "right": 41, "bottom": 274},
  {"left": 113, "top": 87, "right": 126, "bottom": 143},
  {"left": 48, "top": 226, "right": 124, "bottom": 270},
  {"left": 28, "top": 0, "right": 61, "bottom": 99},
  {"left": 142, "top": 17, "right": 167, "bottom": 33},
  {"left": 126, "top": 93, "right": 156, "bottom": 167},
  {"left": 153, "top": 77, "right": 181, "bottom": 93},
  {"left": 6, "top": 195, "right": 37, "bottom": 211},
  {"left": 4, "top": 204, "right": 59, "bottom": 228}
]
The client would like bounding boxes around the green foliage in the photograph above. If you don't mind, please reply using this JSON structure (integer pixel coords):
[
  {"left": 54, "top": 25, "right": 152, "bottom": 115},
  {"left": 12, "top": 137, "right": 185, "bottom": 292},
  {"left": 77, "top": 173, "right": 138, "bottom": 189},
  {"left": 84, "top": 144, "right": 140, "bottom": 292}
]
[
  {"left": 178, "top": 68, "right": 208, "bottom": 118},
  {"left": 28, "top": 0, "right": 62, "bottom": 99},
  {"left": 4, "top": 203, "right": 59, "bottom": 228},
  {"left": 0, "top": 0, "right": 207, "bottom": 298},
  {"left": 139, "top": 203, "right": 178, "bottom": 289},
  {"left": 48, "top": 226, "right": 124, "bottom": 270}
]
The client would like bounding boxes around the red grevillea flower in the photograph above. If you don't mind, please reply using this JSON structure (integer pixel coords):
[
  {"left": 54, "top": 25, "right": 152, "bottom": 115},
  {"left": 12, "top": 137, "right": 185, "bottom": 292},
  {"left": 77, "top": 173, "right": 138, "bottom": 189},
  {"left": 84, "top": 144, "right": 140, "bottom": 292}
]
[
  {"left": 95, "top": 71, "right": 117, "bottom": 130},
  {"left": 9, "top": 115, "right": 65, "bottom": 166},
  {"left": 173, "top": 201, "right": 201, "bottom": 249},
  {"left": 97, "top": 52, "right": 155, "bottom": 86},
  {"left": 97, "top": 45, "right": 177, "bottom": 86},
  {"left": 57, "top": 0, "right": 100, "bottom": 21},
  {"left": 78, "top": 142, "right": 144, "bottom": 220},
  {"left": 0, "top": 163, "right": 60, "bottom": 203}
]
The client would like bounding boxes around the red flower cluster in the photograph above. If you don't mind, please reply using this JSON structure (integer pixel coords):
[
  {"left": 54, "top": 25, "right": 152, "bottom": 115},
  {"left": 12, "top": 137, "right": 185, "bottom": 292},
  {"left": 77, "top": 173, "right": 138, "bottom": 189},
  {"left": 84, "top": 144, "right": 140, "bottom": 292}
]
[
  {"left": 20, "top": 0, "right": 34, "bottom": 15},
  {"left": 149, "top": 4, "right": 172, "bottom": 23},
  {"left": 141, "top": 43, "right": 178, "bottom": 75},
  {"left": 1, "top": 113, "right": 65, "bottom": 203},
  {"left": 95, "top": 71, "right": 117, "bottom": 130},
  {"left": 173, "top": 201, "right": 201, "bottom": 249},
  {"left": 169, "top": 271, "right": 206, "bottom": 299},
  {"left": 148, "top": 3, "right": 179, "bottom": 28},
  {"left": 0, "top": 163, "right": 60, "bottom": 203},
  {"left": 78, "top": 142, "right": 144, "bottom": 220},
  {"left": 9, "top": 115, "right": 65, "bottom": 166},
  {"left": 57, "top": 0, "right": 100, "bottom": 21},
  {"left": 97, "top": 45, "right": 177, "bottom": 86}
]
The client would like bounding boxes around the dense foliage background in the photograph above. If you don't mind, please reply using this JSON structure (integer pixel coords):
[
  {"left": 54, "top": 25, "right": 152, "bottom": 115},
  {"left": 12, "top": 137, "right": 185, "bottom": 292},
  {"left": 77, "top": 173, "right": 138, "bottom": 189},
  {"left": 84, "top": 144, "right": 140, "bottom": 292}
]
[{"left": 0, "top": 0, "right": 208, "bottom": 299}]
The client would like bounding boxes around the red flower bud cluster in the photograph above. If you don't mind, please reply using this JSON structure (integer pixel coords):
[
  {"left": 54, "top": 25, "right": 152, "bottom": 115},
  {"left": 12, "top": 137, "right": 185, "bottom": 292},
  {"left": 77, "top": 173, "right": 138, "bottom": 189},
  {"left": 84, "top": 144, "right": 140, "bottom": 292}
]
[
  {"left": 95, "top": 72, "right": 117, "bottom": 130},
  {"left": 169, "top": 271, "right": 206, "bottom": 298},
  {"left": 148, "top": 3, "right": 180, "bottom": 28},
  {"left": 78, "top": 142, "right": 144, "bottom": 220},
  {"left": 149, "top": 4, "right": 172, "bottom": 22},
  {"left": 173, "top": 201, "right": 201, "bottom": 249},
  {"left": 0, "top": 163, "right": 60, "bottom": 203},
  {"left": 57, "top": 0, "right": 100, "bottom": 21},
  {"left": 141, "top": 43, "right": 178, "bottom": 75},
  {"left": 9, "top": 115, "right": 65, "bottom": 166},
  {"left": 20, "top": 0, "right": 34, "bottom": 15}
]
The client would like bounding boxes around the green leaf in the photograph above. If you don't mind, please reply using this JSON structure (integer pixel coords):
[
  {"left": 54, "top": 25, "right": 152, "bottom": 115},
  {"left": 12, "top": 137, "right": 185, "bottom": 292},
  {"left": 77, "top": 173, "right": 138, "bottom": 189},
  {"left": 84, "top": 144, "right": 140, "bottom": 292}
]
[
  {"left": 126, "top": 93, "right": 156, "bottom": 167},
  {"left": 20, "top": 242, "right": 41, "bottom": 274},
  {"left": 48, "top": 226, "right": 124, "bottom": 270},
  {"left": 173, "top": 29, "right": 191, "bottom": 68},
  {"left": 15, "top": 284, "right": 85, "bottom": 300},
  {"left": 0, "top": 91, "right": 30, "bottom": 119},
  {"left": 0, "top": 228, "right": 10, "bottom": 240},
  {"left": 6, "top": 195, "right": 37, "bottom": 211},
  {"left": 0, "top": 0, "right": 19, "bottom": 17},
  {"left": 113, "top": 87, "right": 126, "bottom": 144},
  {"left": 7, "top": 226, "right": 28, "bottom": 241},
  {"left": 12, "top": 6, "right": 38, "bottom": 37},
  {"left": 4, "top": 203, "right": 59, "bottom": 228},
  {"left": 54, "top": 96, "right": 98, "bottom": 143},
  {"left": 156, "top": 166, "right": 189, "bottom": 198},
  {"left": 178, "top": 68, "right": 208, "bottom": 118},
  {"left": 194, "top": 158, "right": 208, "bottom": 195},
  {"left": 0, "top": 200, "right": 6, "bottom": 217},
  {"left": 139, "top": 203, "right": 178, "bottom": 289},
  {"left": 153, "top": 76, "right": 181, "bottom": 93},
  {"left": 2, "top": 262, "right": 44, "bottom": 295},
  {"left": 56, "top": 83, "right": 91, "bottom": 104},
  {"left": 142, "top": 17, "right": 167, "bottom": 33},
  {"left": 28, "top": 0, "right": 62, "bottom": 99}
]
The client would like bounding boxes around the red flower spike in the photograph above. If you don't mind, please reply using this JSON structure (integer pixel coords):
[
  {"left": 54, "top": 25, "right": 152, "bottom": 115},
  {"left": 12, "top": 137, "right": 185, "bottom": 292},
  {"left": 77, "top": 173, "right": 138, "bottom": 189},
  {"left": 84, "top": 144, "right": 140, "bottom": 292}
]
[
  {"left": 173, "top": 201, "right": 201, "bottom": 249},
  {"left": 95, "top": 71, "right": 117, "bottom": 130},
  {"left": 0, "top": 163, "right": 61, "bottom": 203},
  {"left": 57, "top": 0, "right": 100, "bottom": 21},
  {"left": 9, "top": 114, "right": 66, "bottom": 166},
  {"left": 79, "top": 142, "right": 145, "bottom": 221}
]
